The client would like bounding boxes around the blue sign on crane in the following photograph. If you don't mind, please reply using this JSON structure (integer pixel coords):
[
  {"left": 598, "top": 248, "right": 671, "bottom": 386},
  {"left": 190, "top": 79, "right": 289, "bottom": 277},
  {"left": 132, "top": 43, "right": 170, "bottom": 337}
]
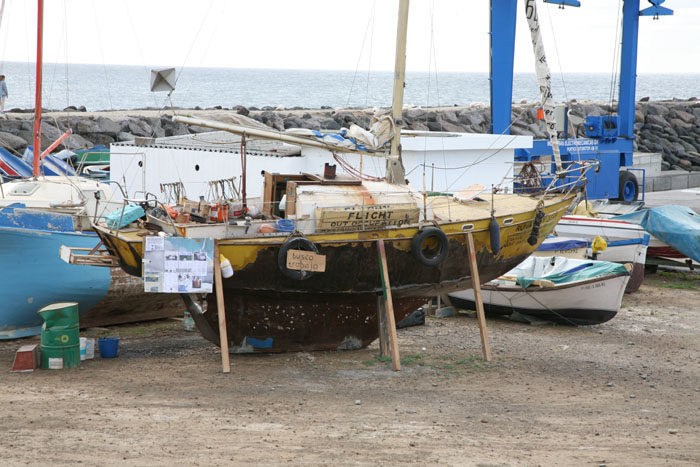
[{"left": 490, "top": 0, "right": 673, "bottom": 202}]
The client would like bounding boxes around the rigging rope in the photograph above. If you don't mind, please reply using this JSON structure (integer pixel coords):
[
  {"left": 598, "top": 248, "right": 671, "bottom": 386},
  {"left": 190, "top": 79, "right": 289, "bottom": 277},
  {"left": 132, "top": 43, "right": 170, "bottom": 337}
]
[
  {"left": 607, "top": 0, "right": 624, "bottom": 117},
  {"left": 123, "top": 0, "right": 158, "bottom": 109},
  {"left": 91, "top": 0, "right": 115, "bottom": 110},
  {"left": 523, "top": 0, "right": 563, "bottom": 174},
  {"left": 345, "top": 0, "right": 376, "bottom": 108}
]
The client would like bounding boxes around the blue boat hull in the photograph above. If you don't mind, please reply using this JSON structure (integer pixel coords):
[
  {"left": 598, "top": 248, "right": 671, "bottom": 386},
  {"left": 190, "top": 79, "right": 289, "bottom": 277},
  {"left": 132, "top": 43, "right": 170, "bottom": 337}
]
[{"left": 0, "top": 207, "right": 182, "bottom": 339}]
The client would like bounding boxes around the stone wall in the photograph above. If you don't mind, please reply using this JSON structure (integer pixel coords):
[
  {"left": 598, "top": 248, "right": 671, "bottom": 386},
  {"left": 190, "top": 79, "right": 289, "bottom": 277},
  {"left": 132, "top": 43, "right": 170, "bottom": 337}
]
[{"left": 1, "top": 99, "right": 699, "bottom": 172}]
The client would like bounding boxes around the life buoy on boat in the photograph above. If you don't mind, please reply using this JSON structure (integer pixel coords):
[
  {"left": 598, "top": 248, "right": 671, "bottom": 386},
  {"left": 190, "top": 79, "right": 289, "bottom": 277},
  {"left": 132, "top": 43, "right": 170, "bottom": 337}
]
[
  {"left": 411, "top": 227, "right": 449, "bottom": 267},
  {"left": 278, "top": 237, "right": 319, "bottom": 280}
]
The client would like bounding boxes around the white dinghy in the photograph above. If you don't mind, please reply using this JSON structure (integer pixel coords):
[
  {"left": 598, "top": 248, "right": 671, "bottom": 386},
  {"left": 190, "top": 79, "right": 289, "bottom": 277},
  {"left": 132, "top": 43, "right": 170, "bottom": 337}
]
[{"left": 449, "top": 256, "right": 632, "bottom": 326}]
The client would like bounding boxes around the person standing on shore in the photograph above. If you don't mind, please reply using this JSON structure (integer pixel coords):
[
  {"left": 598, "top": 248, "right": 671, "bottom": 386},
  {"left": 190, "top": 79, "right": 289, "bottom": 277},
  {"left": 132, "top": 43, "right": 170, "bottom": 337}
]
[{"left": 0, "top": 75, "right": 7, "bottom": 114}]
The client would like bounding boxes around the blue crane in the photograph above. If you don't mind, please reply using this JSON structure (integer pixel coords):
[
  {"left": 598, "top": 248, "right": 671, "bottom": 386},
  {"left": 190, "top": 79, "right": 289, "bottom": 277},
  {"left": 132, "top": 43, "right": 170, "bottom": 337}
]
[{"left": 490, "top": 0, "right": 673, "bottom": 202}]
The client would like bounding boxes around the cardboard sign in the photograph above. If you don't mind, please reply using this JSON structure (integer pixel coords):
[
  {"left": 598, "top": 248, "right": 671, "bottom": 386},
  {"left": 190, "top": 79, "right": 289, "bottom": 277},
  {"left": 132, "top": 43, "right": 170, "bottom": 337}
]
[
  {"left": 315, "top": 203, "right": 420, "bottom": 232},
  {"left": 286, "top": 249, "right": 326, "bottom": 272}
]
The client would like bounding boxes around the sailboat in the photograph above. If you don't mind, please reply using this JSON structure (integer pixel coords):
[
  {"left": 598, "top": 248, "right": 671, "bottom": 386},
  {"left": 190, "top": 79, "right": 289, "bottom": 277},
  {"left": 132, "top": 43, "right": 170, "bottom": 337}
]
[
  {"left": 91, "top": 0, "right": 583, "bottom": 352},
  {"left": 0, "top": 0, "right": 182, "bottom": 338}
]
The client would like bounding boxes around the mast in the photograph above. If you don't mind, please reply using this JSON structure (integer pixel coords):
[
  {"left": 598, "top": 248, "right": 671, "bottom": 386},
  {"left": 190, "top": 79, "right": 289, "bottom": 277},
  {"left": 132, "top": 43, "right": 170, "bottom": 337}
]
[
  {"left": 32, "top": 0, "right": 44, "bottom": 178},
  {"left": 386, "top": 0, "right": 409, "bottom": 185}
]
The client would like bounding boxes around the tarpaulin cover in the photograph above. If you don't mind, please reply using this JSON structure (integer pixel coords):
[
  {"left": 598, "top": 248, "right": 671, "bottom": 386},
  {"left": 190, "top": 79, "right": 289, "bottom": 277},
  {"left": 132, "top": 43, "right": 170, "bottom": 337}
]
[
  {"left": 511, "top": 256, "right": 630, "bottom": 289},
  {"left": 284, "top": 114, "right": 393, "bottom": 153},
  {"left": 536, "top": 236, "right": 588, "bottom": 251},
  {"left": 614, "top": 205, "right": 700, "bottom": 263}
]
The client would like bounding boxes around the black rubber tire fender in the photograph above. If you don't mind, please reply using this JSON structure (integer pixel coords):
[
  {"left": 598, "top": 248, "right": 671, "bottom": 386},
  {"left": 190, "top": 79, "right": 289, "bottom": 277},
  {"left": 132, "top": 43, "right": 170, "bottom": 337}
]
[
  {"left": 411, "top": 226, "right": 449, "bottom": 267},
  {"left": 278, "top": 237, "right": 319, "bottom": 280}
]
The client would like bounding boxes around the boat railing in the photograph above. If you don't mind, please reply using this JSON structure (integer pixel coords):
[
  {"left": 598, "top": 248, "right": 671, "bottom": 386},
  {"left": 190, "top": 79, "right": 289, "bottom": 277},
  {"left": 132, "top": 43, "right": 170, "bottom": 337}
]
[{"left": 510, "top": 158, "right": 598, "bottom": 196}]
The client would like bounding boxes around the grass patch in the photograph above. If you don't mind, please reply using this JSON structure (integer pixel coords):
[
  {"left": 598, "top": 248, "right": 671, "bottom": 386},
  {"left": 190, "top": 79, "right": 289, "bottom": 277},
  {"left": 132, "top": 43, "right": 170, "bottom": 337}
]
[
  {"left": 657, "top": 281, "right": 698, "bottom": 290},
  {"left": 652, "top": 270, "right": 700, "bottom": 290},
  {"left": 363, "top": 354, "right": 393, "bottom": 366},
  {"left": 401, "top": 353, "right": 425, "bottom": 366},
  {"left": 456, "top": 354, "right": 484, "bottom": 365}
]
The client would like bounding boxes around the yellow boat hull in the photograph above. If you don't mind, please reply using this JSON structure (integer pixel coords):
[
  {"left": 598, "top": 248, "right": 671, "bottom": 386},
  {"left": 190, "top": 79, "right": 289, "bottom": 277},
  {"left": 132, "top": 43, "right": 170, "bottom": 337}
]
[{"left": 95, "top": 192, "right": 576, "bottom": 352}]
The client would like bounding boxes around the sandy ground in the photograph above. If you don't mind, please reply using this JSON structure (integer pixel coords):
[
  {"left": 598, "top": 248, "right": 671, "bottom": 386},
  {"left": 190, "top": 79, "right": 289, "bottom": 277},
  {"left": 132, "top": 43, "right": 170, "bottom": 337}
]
[{"left": 1, "top": 271, "right": 699, "bottom": 466}]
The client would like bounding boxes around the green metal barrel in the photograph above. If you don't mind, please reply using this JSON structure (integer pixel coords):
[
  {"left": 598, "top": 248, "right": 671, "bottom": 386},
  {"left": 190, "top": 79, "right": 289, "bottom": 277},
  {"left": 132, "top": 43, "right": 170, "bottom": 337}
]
[
  {"left": 38, "top": 302, "right": 80, "bottom": 369},
  {"left": 38, "top": 302, "right": 79, "bottom": 329}
]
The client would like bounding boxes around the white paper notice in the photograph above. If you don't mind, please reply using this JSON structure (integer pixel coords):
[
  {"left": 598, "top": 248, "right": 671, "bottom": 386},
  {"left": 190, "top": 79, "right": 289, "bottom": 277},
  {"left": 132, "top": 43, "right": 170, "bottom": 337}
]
[{"left": 145, "top": 236, "right": 165, "bottom": 252}]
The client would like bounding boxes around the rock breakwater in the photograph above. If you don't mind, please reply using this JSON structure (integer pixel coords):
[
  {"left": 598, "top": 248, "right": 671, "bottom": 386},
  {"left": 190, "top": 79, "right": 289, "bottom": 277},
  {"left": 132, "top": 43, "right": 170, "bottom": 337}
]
[{"left": 1, "top": 99, "right": 699, "bottom": 172}]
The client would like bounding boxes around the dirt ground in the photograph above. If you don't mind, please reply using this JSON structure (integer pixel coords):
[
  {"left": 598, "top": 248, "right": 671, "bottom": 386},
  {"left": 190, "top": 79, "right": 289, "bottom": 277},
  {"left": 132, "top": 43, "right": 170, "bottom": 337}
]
[{"left": 1, "top": 271, "right": 699, "bottom": 466}]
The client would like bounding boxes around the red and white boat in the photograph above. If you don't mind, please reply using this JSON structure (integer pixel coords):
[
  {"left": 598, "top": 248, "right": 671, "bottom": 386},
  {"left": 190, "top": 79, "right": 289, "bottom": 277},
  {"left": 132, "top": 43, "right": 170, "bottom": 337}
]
[{"left": 553, "top": 215, "right": 650, "bottom": 292}]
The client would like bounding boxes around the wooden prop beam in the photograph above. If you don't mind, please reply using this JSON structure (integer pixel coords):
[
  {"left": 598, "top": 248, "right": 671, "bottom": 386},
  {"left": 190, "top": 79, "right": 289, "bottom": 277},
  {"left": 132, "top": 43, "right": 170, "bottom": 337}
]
[
  {"left": 376, "top": 239, "right": 401, "bottom": 371},
  {"left": 377, "top": 295, "right": 390, "bottom": 357},
  {"left": 214, "top": 241, "right": 231, "bottom": 373},
  {"left": 465, "top": 232, "right": 493, "bottom": 362}
]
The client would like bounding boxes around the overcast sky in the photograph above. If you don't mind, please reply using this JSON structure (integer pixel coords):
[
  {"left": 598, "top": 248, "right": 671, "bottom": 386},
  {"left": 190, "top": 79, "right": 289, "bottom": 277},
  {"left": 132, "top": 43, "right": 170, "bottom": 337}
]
[{"left": 1, "top": 0, "right": 698, "bottom": 74}]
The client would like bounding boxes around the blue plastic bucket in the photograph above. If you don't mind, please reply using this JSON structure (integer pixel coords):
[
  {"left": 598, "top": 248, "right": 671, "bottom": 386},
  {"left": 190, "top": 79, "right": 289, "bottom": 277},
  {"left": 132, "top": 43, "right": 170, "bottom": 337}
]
[
  {"left": 98, "top": 337, "right": 119, "bottom": 358},
  {"left": 276, "top": 219, "right": 296, "bottom": 232}
]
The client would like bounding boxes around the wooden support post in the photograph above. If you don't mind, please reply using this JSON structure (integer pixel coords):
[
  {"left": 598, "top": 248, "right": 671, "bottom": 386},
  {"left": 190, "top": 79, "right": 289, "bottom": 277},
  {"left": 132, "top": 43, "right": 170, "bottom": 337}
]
[
  {"left": 214, "top": 241, "right": 231, "bottom": 373},
  {"left": 376, "top": 239, "right": 401, "bottom": 371},
  {"left": 465, "top": 232, "right": 493, "bottom": 362},
  {"left": 377, "top": 295, "right": 390, "bottom": 357}
]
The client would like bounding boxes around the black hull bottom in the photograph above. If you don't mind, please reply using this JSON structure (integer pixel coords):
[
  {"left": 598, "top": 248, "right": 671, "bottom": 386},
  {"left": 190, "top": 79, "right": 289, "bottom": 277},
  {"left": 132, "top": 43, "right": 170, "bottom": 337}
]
[{"left": 448, "top": 296, "right": 617, "bottom": 326}]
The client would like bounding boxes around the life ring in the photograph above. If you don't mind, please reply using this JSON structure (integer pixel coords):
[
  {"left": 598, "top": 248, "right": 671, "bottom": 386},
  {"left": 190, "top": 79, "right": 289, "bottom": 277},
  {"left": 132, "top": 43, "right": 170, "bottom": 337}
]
[
  {"left": 411, "top": 226, "right": 449, "bottom": 267},
  {"left": 278, "top": 237, "right": 319, "bottom": 280}
]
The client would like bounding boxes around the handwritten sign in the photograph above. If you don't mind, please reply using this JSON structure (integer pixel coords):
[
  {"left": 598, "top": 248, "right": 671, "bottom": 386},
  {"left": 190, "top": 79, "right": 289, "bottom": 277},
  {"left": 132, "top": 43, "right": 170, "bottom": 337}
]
[
  {"left": 286, "top": 249, "right": 326, "bottom": 272},
  {"left": 315, "top": 203, "right": 419, "bottom": 232}
]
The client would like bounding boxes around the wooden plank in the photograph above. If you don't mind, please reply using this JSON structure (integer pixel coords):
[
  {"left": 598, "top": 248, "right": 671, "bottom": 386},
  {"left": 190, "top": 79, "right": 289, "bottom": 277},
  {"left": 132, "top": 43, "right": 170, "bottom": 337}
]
[
  {"left": 377, "top": 295, "right": 390, "bottom": 357},
  {"left": 497, "top": 274, "right": 556, "bottom": 288},
  {"left": 376, "top": 239, "right": 401, "bottom": 371},
  {"left": 214, "top": 241, "right": 231, "bottom": 373},
  {"left": 59, "top": 246, "right": 120, "bottom": 267},
  {"left": 262, "top": 171, "right": 275, "bottom": 216},
  {"left": 439, "top": 294, "right": 453, "bottom": 307},
  {"left": 465, "top": 232, "right": 493, "bottom": 362}
]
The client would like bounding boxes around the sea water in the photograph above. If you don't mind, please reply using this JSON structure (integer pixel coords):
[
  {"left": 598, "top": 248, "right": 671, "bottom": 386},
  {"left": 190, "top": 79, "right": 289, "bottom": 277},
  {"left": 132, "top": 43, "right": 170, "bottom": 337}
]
[{"left": 0, "top": 61, "right": 698, "bottom": 112}]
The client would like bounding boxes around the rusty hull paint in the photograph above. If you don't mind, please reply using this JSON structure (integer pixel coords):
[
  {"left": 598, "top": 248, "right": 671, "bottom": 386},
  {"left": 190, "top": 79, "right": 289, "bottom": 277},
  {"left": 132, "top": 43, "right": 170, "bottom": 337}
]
[
  {"left": 79, "top": 268, "right": 183, "bottom": 328},
  {"left": 201, "top": 237, "right": 535, "bottom": 353}
]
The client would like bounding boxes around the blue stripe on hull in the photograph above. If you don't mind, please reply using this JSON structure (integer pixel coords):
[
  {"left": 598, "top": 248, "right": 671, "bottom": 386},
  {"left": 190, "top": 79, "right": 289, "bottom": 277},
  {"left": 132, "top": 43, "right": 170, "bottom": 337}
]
[{"left": 0, "top": 227, "right": 112, "bottom": 339}]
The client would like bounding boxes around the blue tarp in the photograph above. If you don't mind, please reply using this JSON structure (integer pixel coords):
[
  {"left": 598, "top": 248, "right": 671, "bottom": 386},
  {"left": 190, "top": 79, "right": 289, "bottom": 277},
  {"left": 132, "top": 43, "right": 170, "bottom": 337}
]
[
  {"left": 537, "top": 236, "right": 588, "bottom": 251},
  {"left": 614, "top": 205, "right": 700, "bottom": 263}
]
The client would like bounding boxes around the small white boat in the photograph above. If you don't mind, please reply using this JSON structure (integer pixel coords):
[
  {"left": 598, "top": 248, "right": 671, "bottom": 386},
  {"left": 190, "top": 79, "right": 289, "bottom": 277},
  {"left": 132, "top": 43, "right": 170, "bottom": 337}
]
[
  {"left": 553, "top": 215, "right": 649, "bottom": 292},
  {"left": 533, "top": 236, "right": 590, "bottom": 259},
  {"left": 449, "top": 256, "right": 632, "bottom": 326}
]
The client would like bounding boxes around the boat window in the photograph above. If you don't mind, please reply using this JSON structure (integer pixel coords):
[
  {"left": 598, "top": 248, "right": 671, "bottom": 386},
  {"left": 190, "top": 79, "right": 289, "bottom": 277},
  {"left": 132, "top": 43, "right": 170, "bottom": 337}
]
[
  {"left": 503, "top": 217, "right": 514, "bottom": 225},
  {"left": 8, "top": 182, "right": 40, "bottom": 196},
  {"left": 461, "top": 224, "right": 474, "bottom": 231}
]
